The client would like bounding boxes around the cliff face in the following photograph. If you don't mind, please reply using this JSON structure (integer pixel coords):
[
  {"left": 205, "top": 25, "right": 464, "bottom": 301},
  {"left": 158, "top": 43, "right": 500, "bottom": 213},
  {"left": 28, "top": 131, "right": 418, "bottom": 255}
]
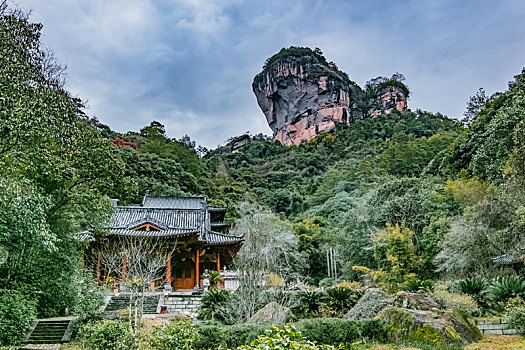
[
  {"left": 253, "top": 47, "right": 408, "bottom": 146},
  {"left": 370, "top": 85, "right": 409, "bottom": 117}
]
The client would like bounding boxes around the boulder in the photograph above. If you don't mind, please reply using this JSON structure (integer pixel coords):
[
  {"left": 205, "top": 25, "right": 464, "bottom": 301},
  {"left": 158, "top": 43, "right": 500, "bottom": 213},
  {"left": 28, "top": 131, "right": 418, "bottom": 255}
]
[
  {"left": 394, "top": 291, "right": 440, "bottom": 311},
  {"left": 247, "top": 302, "right": 293, "bottom": 324},
  {"left": 345, "top": 288, "right": 393, "bottom": 320},
  {"left": 380, "top": 307, "right": 482, "bottom": 346}
]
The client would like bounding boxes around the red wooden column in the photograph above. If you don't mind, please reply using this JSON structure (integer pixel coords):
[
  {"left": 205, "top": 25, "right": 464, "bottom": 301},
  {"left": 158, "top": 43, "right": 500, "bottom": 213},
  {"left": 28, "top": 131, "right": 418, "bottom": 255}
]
[
  {"left": 122, "top": 256, "right": 127, "bottom": 282},
  {"left": 166, "top": 253, "right": 172, "bottom": 285},
  {"left": 195, "top": 249, "right": 200, "bottom": 288},
  {"left": 216, "top": 251, "right": 221, "bottom": 288}
]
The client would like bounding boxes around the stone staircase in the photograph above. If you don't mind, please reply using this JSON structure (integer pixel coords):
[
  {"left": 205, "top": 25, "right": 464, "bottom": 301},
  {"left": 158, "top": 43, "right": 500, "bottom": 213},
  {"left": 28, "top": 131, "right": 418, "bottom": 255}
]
[
  {"left": 104, "top": 294, "right": 160, "bottom": 316},
  {"left": 23, "top": 318, "right": 73, "bottom": 345},
  {"left": 105, "top": 294, "right": 131, "bottom": 312},
  {"left": 143, "top": 295, "right": 160, "bottom": 314}
]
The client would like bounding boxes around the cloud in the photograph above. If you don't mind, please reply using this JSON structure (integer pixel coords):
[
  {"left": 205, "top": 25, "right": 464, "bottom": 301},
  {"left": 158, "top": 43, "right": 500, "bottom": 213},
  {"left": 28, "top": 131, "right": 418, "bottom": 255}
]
[{"left": 17, "top": 0, "right": 525, "bottom": 148}]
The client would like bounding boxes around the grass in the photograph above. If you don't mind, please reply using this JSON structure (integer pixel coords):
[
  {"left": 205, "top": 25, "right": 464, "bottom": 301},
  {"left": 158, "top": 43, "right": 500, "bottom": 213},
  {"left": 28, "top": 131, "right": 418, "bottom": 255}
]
[{"left": 465, "top": 335, "right": 525, "bottom": 350}]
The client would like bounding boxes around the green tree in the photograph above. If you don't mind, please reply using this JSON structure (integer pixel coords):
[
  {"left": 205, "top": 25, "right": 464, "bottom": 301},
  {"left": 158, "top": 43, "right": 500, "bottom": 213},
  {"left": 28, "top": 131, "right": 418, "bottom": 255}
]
[{"left": 373, "top": 223, "right": 421, "bottom": 289}]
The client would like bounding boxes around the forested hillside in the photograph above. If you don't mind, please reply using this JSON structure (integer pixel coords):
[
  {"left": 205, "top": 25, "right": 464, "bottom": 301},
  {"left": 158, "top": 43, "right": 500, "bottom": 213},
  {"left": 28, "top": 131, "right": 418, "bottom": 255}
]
[
  {"left": 79, "top": 68, "right": 525, "bottom": 288},
  {"left": 101, "top": 65, "right": 525, "bottom": 286}
]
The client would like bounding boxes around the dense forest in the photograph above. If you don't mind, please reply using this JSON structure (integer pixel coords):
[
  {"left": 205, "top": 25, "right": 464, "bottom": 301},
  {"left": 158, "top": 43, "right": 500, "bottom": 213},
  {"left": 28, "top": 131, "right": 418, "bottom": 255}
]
[{"left": 1, "top": 4, "right": 525, "bottom": 347}]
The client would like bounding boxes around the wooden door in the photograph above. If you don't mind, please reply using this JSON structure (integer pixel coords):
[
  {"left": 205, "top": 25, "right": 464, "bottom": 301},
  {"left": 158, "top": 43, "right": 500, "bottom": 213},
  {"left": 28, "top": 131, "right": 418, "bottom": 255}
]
[{"left": 173, "top": 261, "right": 195, "bottom": 290}]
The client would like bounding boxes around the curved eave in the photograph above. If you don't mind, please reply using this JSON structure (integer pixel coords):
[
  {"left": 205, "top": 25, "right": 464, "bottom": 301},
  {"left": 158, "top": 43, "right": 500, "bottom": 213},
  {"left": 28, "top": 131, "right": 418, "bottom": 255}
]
[{"left": 201, "top": 230, "right": 244, "bottom": 245}]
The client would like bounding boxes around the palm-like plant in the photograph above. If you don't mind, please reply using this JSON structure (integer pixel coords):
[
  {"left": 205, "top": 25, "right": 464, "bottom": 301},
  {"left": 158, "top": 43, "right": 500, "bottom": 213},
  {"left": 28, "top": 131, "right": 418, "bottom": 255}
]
[
  {"left": 293, "top": 290, "right": 324, "bottom": 316},
  {"left": 198, "top": 289, "right": 230, "bottom": 321},
  {"left": 399, "top": 279, "right": 434, "bottom": 293},
  {"left": 489, "top": 276, "right": 525, "bottom": 302},
  {"left": 458, "top": 277, "right": 487, "bottom": 298},
  {"left": 325, "top": 287, "right": 362, "bottom": 316},
  {"left": 208, "top": 270, "right": 224, "bottom": 290}
]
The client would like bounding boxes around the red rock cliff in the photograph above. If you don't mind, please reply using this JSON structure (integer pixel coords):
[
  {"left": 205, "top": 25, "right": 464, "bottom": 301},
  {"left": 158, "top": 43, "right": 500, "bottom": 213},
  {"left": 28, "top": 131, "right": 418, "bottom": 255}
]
[{"left": 253, "top": 47, "right": 408, "bottom": 146}]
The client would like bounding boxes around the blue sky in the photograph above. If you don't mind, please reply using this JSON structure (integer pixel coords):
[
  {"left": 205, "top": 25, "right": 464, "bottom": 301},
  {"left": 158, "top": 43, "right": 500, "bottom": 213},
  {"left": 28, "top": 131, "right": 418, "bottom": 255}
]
[{"left": 19, "top": 0, "right": 525, "bottom": 148}]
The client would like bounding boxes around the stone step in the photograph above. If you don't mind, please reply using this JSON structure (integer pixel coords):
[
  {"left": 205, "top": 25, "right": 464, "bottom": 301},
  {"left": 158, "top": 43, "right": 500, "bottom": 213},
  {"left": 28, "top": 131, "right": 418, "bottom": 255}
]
[{"left": 24, "top": 319, "right": 73, "bottom": 345}]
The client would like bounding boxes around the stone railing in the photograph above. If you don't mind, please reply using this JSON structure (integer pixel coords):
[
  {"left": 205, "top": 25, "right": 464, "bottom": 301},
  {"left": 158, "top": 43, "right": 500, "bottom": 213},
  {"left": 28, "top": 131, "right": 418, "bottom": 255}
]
[{"left": 475, "top": 317, "right": 517, "bottom": 335}]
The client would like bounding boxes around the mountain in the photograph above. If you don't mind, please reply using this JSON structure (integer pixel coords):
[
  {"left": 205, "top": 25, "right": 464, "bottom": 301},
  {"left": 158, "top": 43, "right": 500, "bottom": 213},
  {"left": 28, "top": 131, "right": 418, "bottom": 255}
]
[{"left": 252, "top": 47, "right": 409, "bottom": 145}]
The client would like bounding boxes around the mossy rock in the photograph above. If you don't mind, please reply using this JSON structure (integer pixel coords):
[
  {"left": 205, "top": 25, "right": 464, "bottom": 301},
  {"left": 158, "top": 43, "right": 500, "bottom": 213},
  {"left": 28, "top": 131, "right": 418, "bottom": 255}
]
[{"left": 379, "top": 307, "right": 481, "bottom": 348}]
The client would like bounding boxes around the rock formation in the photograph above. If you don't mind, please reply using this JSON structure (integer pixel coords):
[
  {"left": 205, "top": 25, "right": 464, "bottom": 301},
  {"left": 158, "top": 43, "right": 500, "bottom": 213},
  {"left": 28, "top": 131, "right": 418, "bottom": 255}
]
[
  {"left": 253, "top": 47, "right": 409, "bottom": 146},
  {"left": 345, "top": 288, "right": 393, "bottom": 320},
  {"left": 247, "top": 301, "right": 293, "bottom": 324},
  {"left": 380, "top": 307, "right": 481, "bottom": 346}
]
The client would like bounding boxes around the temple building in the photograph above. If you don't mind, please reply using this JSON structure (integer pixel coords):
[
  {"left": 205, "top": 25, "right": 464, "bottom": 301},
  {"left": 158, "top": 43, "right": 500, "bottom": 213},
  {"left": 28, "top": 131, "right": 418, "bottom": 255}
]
[{"left": 84, "top": 193, "right": 243, "bottom": 291}]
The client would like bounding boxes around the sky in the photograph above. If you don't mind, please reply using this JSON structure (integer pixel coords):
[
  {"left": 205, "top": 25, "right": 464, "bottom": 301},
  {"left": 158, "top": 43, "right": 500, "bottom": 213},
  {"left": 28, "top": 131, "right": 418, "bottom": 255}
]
[{"left": 17, "top": 0, "right": 525, "bottom": 148}]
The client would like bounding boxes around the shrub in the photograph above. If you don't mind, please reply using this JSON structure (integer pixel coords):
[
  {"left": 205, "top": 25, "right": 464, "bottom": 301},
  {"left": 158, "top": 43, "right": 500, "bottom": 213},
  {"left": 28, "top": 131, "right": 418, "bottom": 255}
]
[
  {"left": 0, "top": 289, "right": 37, "bottom": 345},
  {"left": 194, "top": 323, "right": 226, "bottom": 349},
  {"left": 458, "top": 277, "right": 487, "bottom": 297},
  {"left": 489, "top": 275, "right": 525, "bottom": 302},
  {"left": 196, "top": 323, "right": 267, "bottom": 349},
  {"left": 149, "top": 320, "right": 199, "bottom": 350},
  {"left": 198, "top": 289, "right": 230, "bottom": 322},
  {"left": 431, "top": 285, "right": 479, "bottom": 316},
  {"left": 222, "top": 324, "right": 268, "bottom": 348},
  {"left": 505, "top": 297, "right": 525, "bottom": 335},
  {"left": 399, "top": 279, "right": 433, "bottom": 293},
  {"left": 78, "top": 320, "right": 138, "bottom": 350},
  {"left": 194, "top": 318, "right": 387, "bottom": 349},
  {"left": 324, "top": 287, "right": 362, "bottom": 316},
  {"left": 296, "top": 318, "right": 386, "bottom": 346},
  {"left": 237, "top": 325, "right": 335, "bottom": 350},
  {"left": 292, "top": 290, "right": 324, "bottom": 317}
]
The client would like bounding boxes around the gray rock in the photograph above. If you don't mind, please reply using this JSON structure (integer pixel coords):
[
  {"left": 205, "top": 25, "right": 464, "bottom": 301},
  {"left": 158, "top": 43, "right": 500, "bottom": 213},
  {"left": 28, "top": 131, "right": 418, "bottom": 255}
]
[
  {"left": 380, "top": 307, "right": 482, "bottom": 346},
  {"left": 345, "top": 288, "right": 393, "bottom": 320},
  {"left": 394, "top": 291, "right": 441, "bottom": 311},
  {"left": 247, "top": 302, "right": 293, "bottom": 324}
]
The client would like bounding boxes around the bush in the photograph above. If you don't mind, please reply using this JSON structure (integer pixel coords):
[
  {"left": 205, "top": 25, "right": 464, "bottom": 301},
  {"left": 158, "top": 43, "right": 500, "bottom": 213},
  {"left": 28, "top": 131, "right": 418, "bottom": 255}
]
[
  {"left": 292, "top": 290, "right": 324, "bottom": 317},
  {"left": 324, "top": 287, "right": 362, "bottom": 316},
  {"left": 194, "top": 323, "right": 226, "bottom": 349},
  {"left": 78, "top": 320, "right": 138, "bottom": 350},
  {"left": 195, "top": 318, "right": 387, "bottom": 349},
  {"left": 431, "top": 285, "right": 479, "bottom": 316},
  {"left": 0, "top": 289, "right": 37, "bottom": 345},
  {"left": 237, "top": 325, "right": 335, "bottom": 350},
  {"left": 197, "top": 289, "right": 230, "bottom": 322},
  {"left": 506, "top": 297, "right": 525, "bottom": 335},
  {"left": 149, "top": 320, "right": 199, "bottom": 350},
  {"left": 489, "top": 275, "right": 525, "bottom": 302},
  {"left": 296, "top": 318, "right": 386, "bottom": 346},
  {"left": 399, "top": 279, "right": 433, "bottom": 293},
  {"left": 458, "top": 277, "right": 487, "bottom": 297}
]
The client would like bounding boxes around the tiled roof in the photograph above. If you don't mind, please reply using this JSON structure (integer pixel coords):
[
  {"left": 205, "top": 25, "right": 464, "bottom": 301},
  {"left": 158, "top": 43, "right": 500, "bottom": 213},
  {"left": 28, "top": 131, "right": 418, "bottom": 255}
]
[
  {"left": 95, "top": 194, "right": 242, "bottom": 245},
  {"left": 492, "top": 247, "right": 525, "bottom": 265},
  {"left": 112, "top": 208, "right": 205, "bottom": 232},
  {"left": 202, "top": 230, "right": 244, "bottom": 245}
]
